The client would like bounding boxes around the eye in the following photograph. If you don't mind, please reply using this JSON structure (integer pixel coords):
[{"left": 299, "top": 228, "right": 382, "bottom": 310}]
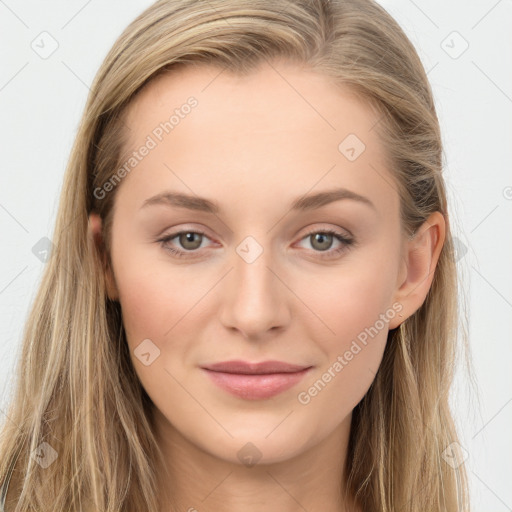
[
  {"left": 296, "top": 228, "right": 355, "bottom": 260},
  {"left": 157, "top": 230, "right": 213, "bottom": 258},
  {"left": 157, "top": 227, "right": 355, "bottom": 260}
]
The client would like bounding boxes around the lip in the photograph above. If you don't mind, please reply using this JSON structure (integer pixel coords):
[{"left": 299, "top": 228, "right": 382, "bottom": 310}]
[{"left": 201, "top": 360, "right": 312, "bottom": 400}]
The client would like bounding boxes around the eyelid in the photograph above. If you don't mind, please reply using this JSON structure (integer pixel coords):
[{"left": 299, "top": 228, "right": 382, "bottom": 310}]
[
  {"left": 156, "top": 223, "right": 215, "bottom": 238},
  {"left": 298, "top": 223, "right": 353, "bottom": 239}
]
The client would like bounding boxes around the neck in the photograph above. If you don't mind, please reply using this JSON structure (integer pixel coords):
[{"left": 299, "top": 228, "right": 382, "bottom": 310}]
[{"left": 152, "top": 407, "right": 360, "bottom": 512}]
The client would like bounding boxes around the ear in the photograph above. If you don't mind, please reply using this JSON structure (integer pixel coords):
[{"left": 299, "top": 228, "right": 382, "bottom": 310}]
[
  {"left": 389, "top": 211, "right": 446, "bottom": 329},
  {"left": 88, "top": 212, "right": 119, "bottom": 301}
]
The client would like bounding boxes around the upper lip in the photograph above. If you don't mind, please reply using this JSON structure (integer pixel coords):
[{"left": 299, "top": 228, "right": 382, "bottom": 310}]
[{"left": 201, "top": 360, "right": 311, "bottom": 375}]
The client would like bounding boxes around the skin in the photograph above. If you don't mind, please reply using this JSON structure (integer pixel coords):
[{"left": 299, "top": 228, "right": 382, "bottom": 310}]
[{"left": 89, "top": 61, "right": 445, "bottom": 512}]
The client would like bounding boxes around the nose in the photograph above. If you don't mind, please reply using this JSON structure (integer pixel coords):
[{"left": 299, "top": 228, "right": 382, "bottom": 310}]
[{"left": 219, "top": 242, "right": 291, "bottom": 340}]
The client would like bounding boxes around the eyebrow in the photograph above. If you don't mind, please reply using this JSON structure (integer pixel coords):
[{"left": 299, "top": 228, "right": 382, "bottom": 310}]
[{"left": 140, "top": 187, "right": 376, "bottom": 214}]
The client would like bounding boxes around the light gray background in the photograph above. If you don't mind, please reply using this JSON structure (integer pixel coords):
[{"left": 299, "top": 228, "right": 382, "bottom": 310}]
[{"left": 1, "top": 1, "right": 511, "bottom": 510}]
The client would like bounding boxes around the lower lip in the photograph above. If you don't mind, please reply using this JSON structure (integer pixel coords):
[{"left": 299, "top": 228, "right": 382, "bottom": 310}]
[{"left": 202, "top": 367, "right": 312, "bottom": 400}]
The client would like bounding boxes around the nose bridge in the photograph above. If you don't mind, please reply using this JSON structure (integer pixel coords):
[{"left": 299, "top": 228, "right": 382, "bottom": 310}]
[{"left": 219, "top": 235, "right": 289, "bottom": 338}]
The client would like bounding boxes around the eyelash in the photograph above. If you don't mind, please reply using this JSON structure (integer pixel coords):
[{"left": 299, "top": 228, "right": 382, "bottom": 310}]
[{"left": 157, "top": 228, "right": 355, "bottom": 261}]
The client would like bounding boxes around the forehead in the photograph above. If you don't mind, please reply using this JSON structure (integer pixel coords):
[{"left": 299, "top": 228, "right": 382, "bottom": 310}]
[
  {"left": 125, "top": 61, "right": 381, "bottom": 143},
  {"left": 118, "top": 61, "right": 399, "bottom": 219}
]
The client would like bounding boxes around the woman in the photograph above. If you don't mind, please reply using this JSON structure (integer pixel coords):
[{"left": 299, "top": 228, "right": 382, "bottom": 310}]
[{"left": 0, "top": 0, "right": 471, "bottom": 510}]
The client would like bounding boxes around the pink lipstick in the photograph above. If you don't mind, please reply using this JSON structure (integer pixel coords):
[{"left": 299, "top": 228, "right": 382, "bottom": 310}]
[{"left": 201, "top": 360, "right": 312, "bottom": 400}]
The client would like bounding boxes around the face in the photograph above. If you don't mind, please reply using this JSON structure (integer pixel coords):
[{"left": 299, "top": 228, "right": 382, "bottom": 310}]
[{"left": 96, "top": 61, "right": 412, "bottom": 465}]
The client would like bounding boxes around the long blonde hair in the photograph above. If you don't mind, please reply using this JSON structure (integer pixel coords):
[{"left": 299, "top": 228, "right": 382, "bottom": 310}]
[{"left": 0, "top": 0, "right": 471, "bottom": 510}]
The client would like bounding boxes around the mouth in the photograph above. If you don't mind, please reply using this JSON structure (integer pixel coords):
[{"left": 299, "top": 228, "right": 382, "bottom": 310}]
[{"left": 200, "top": 360, "right": 313, "bottom": 400}]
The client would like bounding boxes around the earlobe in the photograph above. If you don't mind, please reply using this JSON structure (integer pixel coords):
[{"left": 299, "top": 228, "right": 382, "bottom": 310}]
[
  {"left": 88, "top": 212, "right": 119, "bottom": 301},
  {"left": 389, "top": 211, "right": 446, "bottom": 329}
]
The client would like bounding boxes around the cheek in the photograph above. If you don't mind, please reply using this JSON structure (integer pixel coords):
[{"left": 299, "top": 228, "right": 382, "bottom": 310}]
[
  {"left": 303, "top": 252, "right": 398, "bottom": 344},
  {"left": 293, "top": 316, "right": 388, "bottom": 434},
  {"left": 111, "top": 244, "right": 221, "bottom": 398},
  {"left": 112, "top": 244, "right": 204, "bottom": 343},
  {"left": 293, "top": 251, "right": 398, "bottom": 410},
  {"left": 112, "top": 255, "right": 197, "bottom": 413}
]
